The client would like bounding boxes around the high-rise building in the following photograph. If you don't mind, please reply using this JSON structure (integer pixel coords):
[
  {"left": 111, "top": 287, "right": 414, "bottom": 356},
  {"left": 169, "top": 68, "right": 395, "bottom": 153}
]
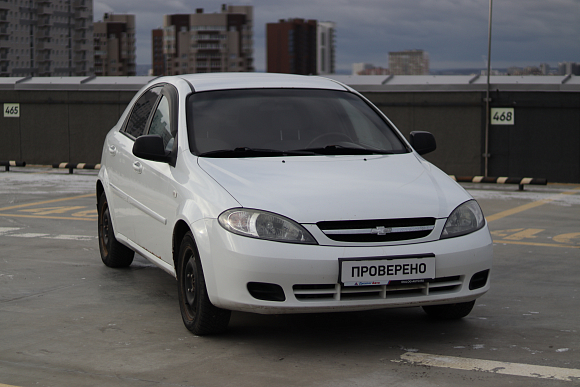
[
  {"left": 151, "top": 28, "right": 164, "bottom": 76},
  {"left": 267, "top": 18, "right": 335, "bottom": 75},
  {"left": 0, "top": 0, "right": 93, "bottom": 77},
  {"left": 558, "top": 62, "right": 580, "bottom": 75},
  {"left": 93, "top": 13, "right": 136, "bottom": 76},
  {"left": 316, "top": 21, "right": 335, "bottom": 75},
  {"left": 388, "top": 50, "right": 429, "bottom": 75},
  {"left": 152, "top": 5, "right": 253, "bottom": 76}
]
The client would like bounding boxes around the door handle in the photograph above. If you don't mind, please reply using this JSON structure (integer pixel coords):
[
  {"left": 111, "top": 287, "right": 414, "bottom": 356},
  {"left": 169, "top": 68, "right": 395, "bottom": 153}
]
[
  {"left": 108, "top": 145, "right": 117, "bottom": 156},
  {"left": 132, "top": 161, "right": 143, "bottom": 174}
]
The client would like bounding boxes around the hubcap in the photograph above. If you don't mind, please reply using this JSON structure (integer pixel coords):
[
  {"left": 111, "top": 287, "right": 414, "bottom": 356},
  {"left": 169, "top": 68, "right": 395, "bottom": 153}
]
[
  {"left": 184, "top": 255, "right": 196, "bottom": 308},
  {"left": 100, "top": 206, "right": 110, "bottom": 254}
]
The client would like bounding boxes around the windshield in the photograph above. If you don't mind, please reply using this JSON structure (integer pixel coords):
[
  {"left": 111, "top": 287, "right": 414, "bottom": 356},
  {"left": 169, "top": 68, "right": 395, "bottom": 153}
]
[{"left": 187, "top": 88, "right": 408, "bottom": 157}]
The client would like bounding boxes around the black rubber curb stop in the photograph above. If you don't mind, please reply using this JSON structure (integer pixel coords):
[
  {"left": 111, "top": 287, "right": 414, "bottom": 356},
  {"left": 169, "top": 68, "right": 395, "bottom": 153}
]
[
  {"left": 0, "top": 161, "right": 26, "bottom": 172},
  {"left": 450, "top": 176, "right": 547, "bottom": 191},
  {"left": 52, "top": 163, "right": 101, "bottom": 174}
]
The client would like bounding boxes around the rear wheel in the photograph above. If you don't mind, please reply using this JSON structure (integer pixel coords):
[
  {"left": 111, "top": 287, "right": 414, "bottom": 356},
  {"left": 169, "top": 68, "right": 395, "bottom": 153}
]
[
  {"left": 422, "top": 300, "right": 475, "bottom": 319},
  {"left": 177, "top": 232, "right": 231, "bottom": 335},
  {"left": 98, "top": 192, "right": 134, "bottom": 268}
]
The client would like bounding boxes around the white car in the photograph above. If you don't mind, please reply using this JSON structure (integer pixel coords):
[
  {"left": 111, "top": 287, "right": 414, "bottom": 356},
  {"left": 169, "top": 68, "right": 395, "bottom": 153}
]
[{"left": 97, "top": 73, "right": 492, "bottom": 335}]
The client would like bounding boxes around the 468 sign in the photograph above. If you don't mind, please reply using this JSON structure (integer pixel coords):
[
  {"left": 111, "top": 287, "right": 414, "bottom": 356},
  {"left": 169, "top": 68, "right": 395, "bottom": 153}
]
[
  {"left": 4, "top": 103, "right": 20, "bottom": 118},
  {"left": 490, "top": 107, "right": 514, "bottom": 125}
]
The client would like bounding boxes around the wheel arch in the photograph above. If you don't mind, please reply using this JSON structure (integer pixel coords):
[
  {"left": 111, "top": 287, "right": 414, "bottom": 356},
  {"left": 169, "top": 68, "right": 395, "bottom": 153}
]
[
  {"left": 96, "top": 180, "right": 105, "bottom": 206},
  {"left": 173, "top": 219, "right": 192, "bottom": 270},
  {"left": 172, "top": 218, "right": 221, "bottom": 304}
]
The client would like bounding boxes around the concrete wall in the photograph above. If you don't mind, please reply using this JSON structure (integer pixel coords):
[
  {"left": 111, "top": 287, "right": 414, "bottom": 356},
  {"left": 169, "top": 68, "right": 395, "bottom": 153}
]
[
  {"left": 365, "top": 92, "right": 484, "bottom": 177},
  {"left": 1, "top": 80, "right": 579, "bottom": 183},
  {"left": 486, "top": 91, "right": 580, "bottom": 184},
  {"left": 362, "top": 90, "right": 580, "bottom": 183},
  {"left": 1, "top": 90, "right": 135, "bottom": 165}
]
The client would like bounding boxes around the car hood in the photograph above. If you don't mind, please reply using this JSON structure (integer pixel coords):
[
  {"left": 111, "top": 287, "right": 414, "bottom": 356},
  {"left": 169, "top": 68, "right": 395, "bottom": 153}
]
[{"left": 197, "top": 153, "right": 472, "bottom": 223}]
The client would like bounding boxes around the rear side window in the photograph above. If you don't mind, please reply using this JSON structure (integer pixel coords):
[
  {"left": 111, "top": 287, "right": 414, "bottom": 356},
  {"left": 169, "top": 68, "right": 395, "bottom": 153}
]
[{"left": 123, "top": 85, "right": 163, "bottom": 138}]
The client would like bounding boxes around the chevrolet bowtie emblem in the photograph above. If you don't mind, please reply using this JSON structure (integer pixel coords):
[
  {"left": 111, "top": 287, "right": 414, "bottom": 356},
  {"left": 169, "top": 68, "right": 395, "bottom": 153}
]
[{"left": 371, "top": 226, "right": 392, "bottom": 235}]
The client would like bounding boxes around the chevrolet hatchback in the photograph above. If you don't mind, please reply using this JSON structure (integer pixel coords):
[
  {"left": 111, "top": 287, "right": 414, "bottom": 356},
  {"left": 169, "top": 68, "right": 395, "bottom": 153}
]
[{"left": 97, "top": 73, "right": 492, "bottom": 335}]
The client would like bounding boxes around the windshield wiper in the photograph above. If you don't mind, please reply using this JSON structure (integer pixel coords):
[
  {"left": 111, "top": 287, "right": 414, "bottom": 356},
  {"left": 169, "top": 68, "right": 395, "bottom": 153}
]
[
  {"left": 198, "top": 147, "right": 315, "bottom": 158},
  {"left": 291, "top": 145, "right": 396, "bottom": 155}
]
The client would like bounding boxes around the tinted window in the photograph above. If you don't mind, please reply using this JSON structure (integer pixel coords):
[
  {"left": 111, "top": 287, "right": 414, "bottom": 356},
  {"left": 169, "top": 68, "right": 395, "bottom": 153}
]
[
  {"left": 187, "top": 89, "right": 407, "bottom": 155},
  {"left": 148, "top": 96, "right": 174, "bottom": 152},
  {"left": 123, "top": 86, "right": 162, "bottom": 138}
]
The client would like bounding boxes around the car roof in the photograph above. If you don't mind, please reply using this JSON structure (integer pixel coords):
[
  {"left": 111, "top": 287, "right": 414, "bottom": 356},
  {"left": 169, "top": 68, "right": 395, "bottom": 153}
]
[{"left": 165, "top": 72, "right": 350, "bottom": 93}]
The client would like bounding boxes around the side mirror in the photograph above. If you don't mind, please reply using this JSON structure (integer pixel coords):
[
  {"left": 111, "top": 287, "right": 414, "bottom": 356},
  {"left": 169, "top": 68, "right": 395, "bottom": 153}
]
[
  {"left": 133, "top": 135, "right": 171, "bottom": 162},
  {"left": 409, "top": 131, "right": 436, "bottom": 155}
]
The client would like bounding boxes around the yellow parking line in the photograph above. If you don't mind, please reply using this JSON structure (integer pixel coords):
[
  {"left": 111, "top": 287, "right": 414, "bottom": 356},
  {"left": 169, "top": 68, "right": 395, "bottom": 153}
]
[
  {"left": 486, "top": 187, "right": 580, "bottom": 222},
  {"left": 494, "top": 239, "right": 580, "bottom": 249},
  {"left": 0, "top": 193, "right": 93, "bottom": 212},
  {"left": 0, "top": 213, "right": 94, "bottom": 221}
]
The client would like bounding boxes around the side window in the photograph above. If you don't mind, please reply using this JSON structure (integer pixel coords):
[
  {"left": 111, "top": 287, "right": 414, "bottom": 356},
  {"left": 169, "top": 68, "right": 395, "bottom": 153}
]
[
  {"left": 123, "top": 85, "right": 162, "bottom": 138},
  {"left": 148, "top": 96, "right": 174, "bottom": 152}
]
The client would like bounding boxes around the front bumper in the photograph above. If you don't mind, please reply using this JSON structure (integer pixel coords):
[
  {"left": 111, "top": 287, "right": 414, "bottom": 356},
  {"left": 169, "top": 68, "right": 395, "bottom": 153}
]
[{"left": 197, "top": 219, "right": 493, "bottom": 314}]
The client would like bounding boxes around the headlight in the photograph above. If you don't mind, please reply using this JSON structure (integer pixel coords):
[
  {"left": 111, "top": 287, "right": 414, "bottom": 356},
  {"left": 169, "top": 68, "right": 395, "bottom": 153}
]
[
  {"left": 218, "top": 209, "right": 317, "bottom": 244},
  {"left": 441, "top": 200, "right": 485, "bottom": 239}
]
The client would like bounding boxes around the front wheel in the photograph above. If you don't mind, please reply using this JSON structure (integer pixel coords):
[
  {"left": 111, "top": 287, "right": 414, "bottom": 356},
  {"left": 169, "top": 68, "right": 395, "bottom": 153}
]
[
  {"left": 422, "top": 300, "right": 476, "bottom": 319},
  {"left": 98, "top": 192, "right": 134, "bottom": 268},
  {"left": 177, "top": 232, "right": 231, "bottom": 335}
]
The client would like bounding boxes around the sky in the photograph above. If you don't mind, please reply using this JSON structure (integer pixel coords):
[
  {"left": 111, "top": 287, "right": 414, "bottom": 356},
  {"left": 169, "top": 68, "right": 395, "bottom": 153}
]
[{"left": 93, "top": 0, "right": 580, "bottom": 73}]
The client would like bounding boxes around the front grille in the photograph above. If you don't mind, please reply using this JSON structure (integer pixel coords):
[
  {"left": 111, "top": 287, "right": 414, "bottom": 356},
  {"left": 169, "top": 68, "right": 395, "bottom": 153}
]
[
  {"left": 317, "top": 217, "right": 436, "bottom": 242},
  {"left": 293, "top": 276, "right": 461, "bottom": 302}
]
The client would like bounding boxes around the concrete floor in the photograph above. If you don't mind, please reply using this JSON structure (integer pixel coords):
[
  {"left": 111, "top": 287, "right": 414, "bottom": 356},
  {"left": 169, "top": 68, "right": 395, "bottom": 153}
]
[{"left": 0, "top": 167, "right": 579, "bottom": 387}]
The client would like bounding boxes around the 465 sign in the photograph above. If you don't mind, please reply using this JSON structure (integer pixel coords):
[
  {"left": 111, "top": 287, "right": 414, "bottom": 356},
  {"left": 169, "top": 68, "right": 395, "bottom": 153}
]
[
  {"left": 491, "top": 107, "right": 514, "bottom": 125},
  {"left": 4, "top": 103, "right": 20, "bottom": 118}
]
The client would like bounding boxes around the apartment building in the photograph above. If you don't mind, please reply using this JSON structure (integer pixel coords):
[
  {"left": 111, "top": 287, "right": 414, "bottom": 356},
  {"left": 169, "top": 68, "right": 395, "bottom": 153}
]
[
  {"left": 267, "top": 18, "right": 336, "bottom": 75},
  {"left": 152, "top": 4, "right": 254, "bottom": 76},
  {"left": 558, "top": 62, "right": 580, "bottom": 75},
  {"left": 151, "top": 28, "right": 163, "bottom": 76},
  {"left": 93, "top": 13, "right": 136, "bottom": 76},
  {"left": 388, "top": 49, "right": 429, "bottom": 75},
  {"left": 266, "top": 18, "right": 316, "bottom": 75},
  {"left": 0, "top": 0, "right": 93, "bottom": 77},
  {"left": 316, "top": 21, "right": 335, "bottom": 75}
]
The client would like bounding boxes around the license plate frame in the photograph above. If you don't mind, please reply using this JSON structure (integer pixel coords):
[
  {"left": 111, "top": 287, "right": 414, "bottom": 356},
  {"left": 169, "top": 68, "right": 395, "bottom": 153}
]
[{"left": 339, "top": 253, "right": 435, "bottom": 286}]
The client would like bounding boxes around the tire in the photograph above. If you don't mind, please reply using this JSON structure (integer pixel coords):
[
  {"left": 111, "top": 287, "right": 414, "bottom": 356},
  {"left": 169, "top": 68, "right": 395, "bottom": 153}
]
[
  {"left": 177, "top": 232, "right": 231, "bottom": 335},
  {"left": 422, "top": 300, "right": 476, "bottom": 320},
  {"left": 98, "top": 192, "right": 134, "bottom": 268}
]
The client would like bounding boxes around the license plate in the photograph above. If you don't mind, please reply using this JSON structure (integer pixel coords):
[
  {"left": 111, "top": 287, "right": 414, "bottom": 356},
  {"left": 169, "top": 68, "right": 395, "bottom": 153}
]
[{"left": 339, "top": 255, "right": 435, "bottom": 286}]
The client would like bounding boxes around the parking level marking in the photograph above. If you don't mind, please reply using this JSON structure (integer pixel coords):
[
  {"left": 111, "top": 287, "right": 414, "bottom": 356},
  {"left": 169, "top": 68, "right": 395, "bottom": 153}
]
[
  {"left": 0, "top": 193, "right": 93, "bottom": 212},
  {"left": 0, "top": 195, "right": 95, "bottom": 220},
  {"left": 553, "top": 232, "right": 580, "bottom": 245},
  {"left": 502, "top": 228, "right": 543, "bottom": 241},
  {"left": 486, "top": 187, "right": 580, "bottom": 222},
  {"left": 490, "top": 229, "right": 579, "bottom": 248},
  {"left": 0, "top": 213, "right": 95, "bottom": 221},
  {"left": 19, "top": 206, "right": 86, "bottom": 215},
  {"left": 396, "top": 352, "right": 580, "bottom": 382}
]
